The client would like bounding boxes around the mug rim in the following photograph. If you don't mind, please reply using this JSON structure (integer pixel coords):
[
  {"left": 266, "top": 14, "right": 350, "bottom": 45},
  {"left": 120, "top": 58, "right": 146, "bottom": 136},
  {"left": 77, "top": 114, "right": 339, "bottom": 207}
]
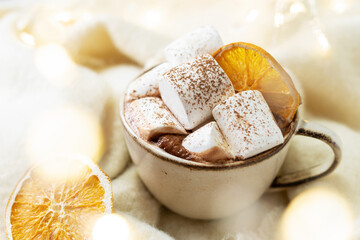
[{"left": 120, "top": 89, "right": 299, "bottom": 171}]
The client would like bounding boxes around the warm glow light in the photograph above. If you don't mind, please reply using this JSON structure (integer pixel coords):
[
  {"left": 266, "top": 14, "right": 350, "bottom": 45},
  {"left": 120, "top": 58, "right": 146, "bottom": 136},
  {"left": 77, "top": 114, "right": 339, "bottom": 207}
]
[
  {"left": 280, "top": 187, "right": 353, "bottom": 240},
  {"left": 126, "top": 2, "right": 137, "bottom": 12},
  {"left": 35, "top": 44, "right": 77, "bottom": 88},
  {"left": 26, "top": 105, "right": 104, "bottom": 165},
  {"left": 290, "top": 2, "right": 306, "bottom": 14},
  {"left": 36, "top": 154, "right": 91, "bottom": 182},
  {"left": 246, "top": 9, "right": 259, "bottom": 22},
  {"left": 92, "top": 214, "right": 130, "bottom": 240},
  {"left": 55, "top": 10, "right": 92, "bottom": 25},
  {"left": 274, "top": 13, "right": 285, "bottom": 27},
  {"left": 19, "top": 32, "right": 35, "bottom": 46},
  {"left": 332, "top": 1, "right": 347, "bottom": 13},
  {"left": 78, "top": 11, "right": 93, "bottom": 22},
  {"left": 313, "top": 28, "right": 331, "bottom": 54},
  {"left": 55, "top": 11, "right": 75, "bottom": 24},
  {"left": 142, "top": 9, "right": 162, "bottom": 28}
]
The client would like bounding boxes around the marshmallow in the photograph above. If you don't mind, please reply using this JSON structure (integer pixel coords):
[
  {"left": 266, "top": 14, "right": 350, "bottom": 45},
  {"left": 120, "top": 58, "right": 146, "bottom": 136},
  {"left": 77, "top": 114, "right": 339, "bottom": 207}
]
[
  {"left": 159, "top": 54, "right": 234, "bottom": 130},
  {"left": 125, "top": 63, "right": 171, "bottom": 102},
  {"left": 182, "top": 121, "right": 234, "bottom": 162},
  {"left": 125, "top": 97, "right": 187, "bottom": 140},
  {"left": 164, "top": 25, "right": 223, "bottom": 66},
  {"left": 212, "top": 90, "right": 284, "bottom": 159}
]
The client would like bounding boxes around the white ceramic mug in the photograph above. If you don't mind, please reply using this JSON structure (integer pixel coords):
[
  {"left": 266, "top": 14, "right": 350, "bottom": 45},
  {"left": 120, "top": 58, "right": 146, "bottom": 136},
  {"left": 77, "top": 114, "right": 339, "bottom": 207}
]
[{"left": 119, "top": 77, "right": 341, "bottom": 220}]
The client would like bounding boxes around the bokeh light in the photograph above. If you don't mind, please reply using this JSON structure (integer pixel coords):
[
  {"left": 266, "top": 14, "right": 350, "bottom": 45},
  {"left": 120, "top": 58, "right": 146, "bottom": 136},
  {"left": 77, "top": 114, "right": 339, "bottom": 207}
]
[
  {"left": 246, "top": 9, "right": 259, "bottom": 22},
  {"left": 35, "top": 154, "right": 92, "bottom": 183},
  {"left": 332, "top": 0, "right": 347, "bottom": 13},
  {"left": 35, "top": 44, "right": 78, "bottom": 88},
  {"left": 313, "top": 28, "right": 331, "bottom": 55},
  {"left": 19, "top": 32, "right": 36, "bottom": 46},
  {"left": 274, "top": 13, "right": 285, "bottom": 27},
  {"left": 77, "top": 11, "right": 93, "bottom": 23},
  {"left": 290, "top": 1, "right": 306, "bottom": 14},
  {"left": 142, "top": 9, "right": 163, "bottom": 29},
  {"left": 92, "top": 214, "right": 131, "bottom": 240},
  {"left": 26, "top": 105, "right": 104, "bottom": 165},
  {"left": 280, "top": 187, "right": 354, "bottom": 240},
  {"left": 55, "top": 11, "right": 75, "bottom": 25}
]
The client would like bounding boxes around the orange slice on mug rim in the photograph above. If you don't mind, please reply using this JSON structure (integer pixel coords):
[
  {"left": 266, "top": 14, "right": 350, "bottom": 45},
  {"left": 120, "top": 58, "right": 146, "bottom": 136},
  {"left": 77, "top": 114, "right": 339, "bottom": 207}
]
[{"left": 212, "top": 42, "right": 301, "bottom": 130}]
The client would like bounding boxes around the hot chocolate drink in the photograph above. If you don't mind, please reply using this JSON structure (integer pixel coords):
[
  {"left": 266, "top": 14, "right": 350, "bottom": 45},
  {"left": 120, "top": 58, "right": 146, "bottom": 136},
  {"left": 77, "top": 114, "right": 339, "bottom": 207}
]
[{"left": 123, "top": 26, "right": 300, "bottom": 164}]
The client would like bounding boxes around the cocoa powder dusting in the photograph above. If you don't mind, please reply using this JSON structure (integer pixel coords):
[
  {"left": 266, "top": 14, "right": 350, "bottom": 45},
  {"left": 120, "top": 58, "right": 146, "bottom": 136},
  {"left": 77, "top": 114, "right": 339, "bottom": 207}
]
[{"left": 163, "top": 54, "right": 233, "bottom": 115}]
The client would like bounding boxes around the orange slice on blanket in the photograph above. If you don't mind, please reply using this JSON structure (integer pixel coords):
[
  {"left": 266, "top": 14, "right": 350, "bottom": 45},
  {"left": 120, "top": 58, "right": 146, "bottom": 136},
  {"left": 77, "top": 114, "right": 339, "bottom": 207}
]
[
  {"left": 213, "top": 42, "right": 300, "bottom": 130},
  {"left": 5, "top": 155, "right": 113, "bottom": 240}
]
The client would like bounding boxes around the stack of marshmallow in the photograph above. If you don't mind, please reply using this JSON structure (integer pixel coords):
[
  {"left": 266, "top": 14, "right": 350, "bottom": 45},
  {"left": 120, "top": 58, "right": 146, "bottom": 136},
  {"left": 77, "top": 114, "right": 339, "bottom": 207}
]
[{"left": 124, "top": 25, "right": 284, "bottom": 162}]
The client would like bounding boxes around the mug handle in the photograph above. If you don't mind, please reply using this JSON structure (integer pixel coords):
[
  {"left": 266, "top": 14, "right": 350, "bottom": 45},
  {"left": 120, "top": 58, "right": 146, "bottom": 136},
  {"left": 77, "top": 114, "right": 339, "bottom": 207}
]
[{"left": 271, "top": 120, "right": 342, "bottom": 189}]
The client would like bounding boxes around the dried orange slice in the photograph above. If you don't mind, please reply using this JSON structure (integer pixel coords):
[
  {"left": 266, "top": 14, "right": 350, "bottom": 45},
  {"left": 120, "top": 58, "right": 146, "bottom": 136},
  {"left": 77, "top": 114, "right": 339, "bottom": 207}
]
[
  {"left": 5, "top": 155, "right": 112, "bottom": 240},
  {"left": 213, "top": 42, "right": 300, "bottom": 130}
]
